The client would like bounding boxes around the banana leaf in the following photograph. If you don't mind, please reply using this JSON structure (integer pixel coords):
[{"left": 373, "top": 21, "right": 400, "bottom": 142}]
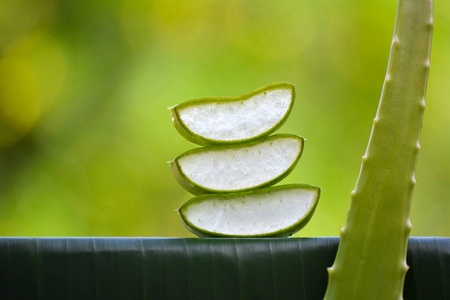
[{"left": 0, "top": 237, "right": 448, "bottom": 300}]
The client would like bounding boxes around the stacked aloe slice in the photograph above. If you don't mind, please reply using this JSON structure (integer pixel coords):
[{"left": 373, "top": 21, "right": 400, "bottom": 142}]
[{"left": 169, "top": 83, "right": 320, "bottom": 237}]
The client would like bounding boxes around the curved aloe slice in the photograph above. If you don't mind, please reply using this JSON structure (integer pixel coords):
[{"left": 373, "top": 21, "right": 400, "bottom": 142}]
[
  {"left": 169, "top": 134, "right": 304, "bottom": 195},
  {"left": 178, "top": 184, "right": 320, "bottom": 237},
  {"left": 169, "top": 83, "right": 295, "bottom": 146}
]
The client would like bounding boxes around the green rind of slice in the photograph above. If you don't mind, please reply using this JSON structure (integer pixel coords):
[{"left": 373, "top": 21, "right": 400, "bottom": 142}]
[
  {"left": 169, "top": 82, "right": 295, "bottom": 146},
  {"left": 178, "top": 184, "right": 321, "bottom": 238},
  {"left": 169, "top": 134, "right": 304, "bottom": 195}
]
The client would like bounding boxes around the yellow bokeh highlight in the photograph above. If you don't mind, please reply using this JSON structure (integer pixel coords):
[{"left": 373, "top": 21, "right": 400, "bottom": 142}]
[
  {"left": 0, "top": 54, "right": 41, "bottom": 147},
  {"left": 120, "top": 0, "right": 213, "bottom": 52},
  {"left": 0, "top": 0, "right": 449, "bottom": 238},
  {"left": 151, "top": 0, "right": 212, "bottom": 50},
  {"left": 229, "top": 0, "right": 316, "bottom": 60},
  {"left": 0, "top": 33, "right": 66, "bottom": 147}
]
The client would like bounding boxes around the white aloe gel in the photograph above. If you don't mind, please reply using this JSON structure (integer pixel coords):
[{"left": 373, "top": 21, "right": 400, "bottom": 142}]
[
  {"left": 170, "top": 83, "right": 321, "bottom": 237},
  {"left": 170, "top": 83, "right": 294, "bottom": 145},
  {"left": 172, "top": 135, "right": 303, "bottom": 193},
  {"left": 179, "top": 185, "right": 320, "bottom": 237}
]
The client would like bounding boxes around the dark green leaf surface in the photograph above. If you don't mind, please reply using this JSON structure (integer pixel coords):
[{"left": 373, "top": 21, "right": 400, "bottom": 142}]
[{"left": 0, "top": 237, "right": 448, "bottom": 300}]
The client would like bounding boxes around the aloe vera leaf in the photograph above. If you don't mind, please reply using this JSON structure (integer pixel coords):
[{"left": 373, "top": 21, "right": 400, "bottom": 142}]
[
  {"left": 324, "top": 0, "right": 433, "bottom": 299},
  {"left": 169, "top": 83, "right": 295, "bottom": 146},
  {"left": 178, "top": 184, "right": 320, "bottom": 238},
  {"left": 169, "top": 134, "right": 304, "bottom": 195}
]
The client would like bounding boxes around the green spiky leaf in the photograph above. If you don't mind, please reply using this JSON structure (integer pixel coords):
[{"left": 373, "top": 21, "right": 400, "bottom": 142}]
[{"left": 325, "top": 0, "right": 434, "bottom": 299}]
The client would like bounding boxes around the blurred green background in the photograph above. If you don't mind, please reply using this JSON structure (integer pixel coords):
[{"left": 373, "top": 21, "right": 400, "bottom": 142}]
[{"left": 0, "top": 0, "right": 449, "bottom": 237}]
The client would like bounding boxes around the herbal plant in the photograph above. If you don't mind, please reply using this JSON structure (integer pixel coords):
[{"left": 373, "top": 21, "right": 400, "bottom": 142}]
[
  {"left": 169, "top": 83, "right": 320, "bottom": 237},
  {"left": 169, "top": 82, "right": 295, "bottom": 146},
  {"left": 169, "top": 0, "right": 433, "bottom": 294},
  {"left": 179, "top": 184, "right": 320, "bottom": 238},
  {"left": 324, "top": 0, "right": 433, "bottom": 299},
  {"left": 170, "top": 134, "right": 304, "bottom": 195}
]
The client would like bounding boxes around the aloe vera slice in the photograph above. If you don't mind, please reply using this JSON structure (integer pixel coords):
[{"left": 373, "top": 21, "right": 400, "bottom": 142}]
[
  {"left": 178, "top": 184, "right": 320, "bottom": 237},
  {"left": 169, "top": 134, "right": 304, "bottom": 195},
  {"left": 169, "top": 83, "right": 295, "bottom": 146}
]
